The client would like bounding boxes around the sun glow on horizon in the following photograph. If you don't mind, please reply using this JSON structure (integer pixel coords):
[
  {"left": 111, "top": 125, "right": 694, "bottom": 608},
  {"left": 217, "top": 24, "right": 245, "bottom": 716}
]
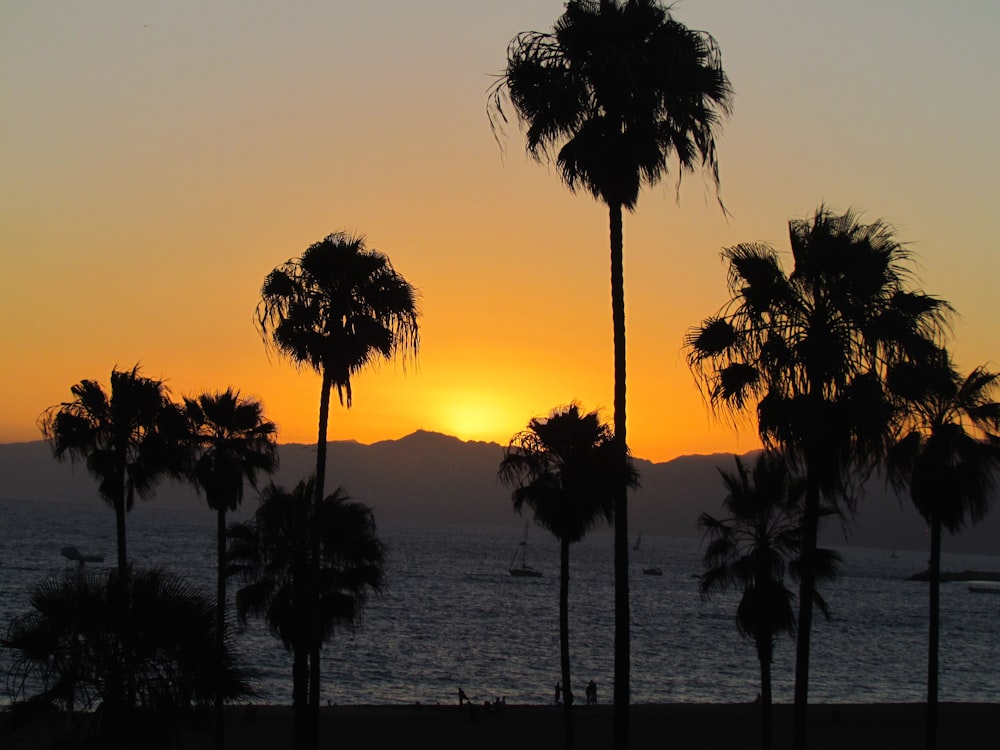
[{"left": 435, "top": 390, "right": 526, "bottom": 446}]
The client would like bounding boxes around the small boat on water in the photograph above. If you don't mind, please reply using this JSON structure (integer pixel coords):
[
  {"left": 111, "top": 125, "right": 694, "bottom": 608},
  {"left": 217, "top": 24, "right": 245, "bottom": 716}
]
[
  {"left": 635, "top": 532, "right": 662, "bottom": 576},
  {"left": 509, "top": 524, "right": 542, "bottom": 578}
]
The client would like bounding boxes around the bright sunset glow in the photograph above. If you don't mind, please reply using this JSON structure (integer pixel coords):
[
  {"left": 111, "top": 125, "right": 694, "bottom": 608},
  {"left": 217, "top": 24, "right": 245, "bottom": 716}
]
[
  {"left": 438, "top": 392, "right": 524, "bottom": 445},
  {"left": 3, "top": 2, "right": 999, "bottom": 464}
]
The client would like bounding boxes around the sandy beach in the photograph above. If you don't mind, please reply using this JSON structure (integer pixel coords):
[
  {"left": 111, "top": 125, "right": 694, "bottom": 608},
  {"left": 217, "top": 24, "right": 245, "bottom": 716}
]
[{"left": 4, "top": 702, "right": 998, "bottom": 750}]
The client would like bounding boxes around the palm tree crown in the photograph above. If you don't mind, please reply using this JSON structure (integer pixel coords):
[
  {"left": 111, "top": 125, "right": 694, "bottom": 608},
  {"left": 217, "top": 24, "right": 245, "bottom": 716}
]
[
  {"left": 256, "top": 232, "right": 420, "bottom": 409},
  {"left": 185, "top": 389, "right": 279, "bottom": 513},
  {"left": 490, "top": 0, "right": 733, "bottom": 210},
  {"left": 687, "top": 207, "right": 951, "bottom": 500},
  {"left": 227, "top": 478, "right": 386, "bottom": 685},
  {"left": 500, "top": 404, "right": 635, "bottom": 542},
  {"left": 889, "top": 362, "right": 1000, "bottom": 531},
  {"left": 700, "top": 453, "right": 802, "bottom": 640},
  {"left": 38, "top": 365, "right": 187, "bottom": 576}
]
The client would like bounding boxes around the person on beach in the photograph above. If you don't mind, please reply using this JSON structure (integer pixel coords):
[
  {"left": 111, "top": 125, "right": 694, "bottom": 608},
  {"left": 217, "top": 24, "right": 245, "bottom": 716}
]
[
  {"left": 458, "top": 688, "right": 469, "bottom": 706},
  {"left": 586, "top": 680, "right": 597, "bottom": 705},
  {"left": 554, "top": 681, "right": 562, "bottom": 705}
]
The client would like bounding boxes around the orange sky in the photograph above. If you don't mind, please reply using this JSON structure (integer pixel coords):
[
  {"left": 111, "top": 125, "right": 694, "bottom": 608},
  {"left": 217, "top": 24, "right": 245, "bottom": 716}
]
[{"left": 3, "top": 1, "right": 999, "bottom": 464}]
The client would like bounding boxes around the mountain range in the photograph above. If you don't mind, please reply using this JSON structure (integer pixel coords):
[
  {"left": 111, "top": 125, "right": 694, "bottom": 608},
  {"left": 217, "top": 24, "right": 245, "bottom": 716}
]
[{"left": 2, "top": 430, "right": 998, "bottom": 555}]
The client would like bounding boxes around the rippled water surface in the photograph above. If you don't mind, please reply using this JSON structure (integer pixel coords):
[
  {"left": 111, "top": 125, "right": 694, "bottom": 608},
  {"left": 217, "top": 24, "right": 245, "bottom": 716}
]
[{"left": 1, "top": 497, "right": 998, "bottom": 706}]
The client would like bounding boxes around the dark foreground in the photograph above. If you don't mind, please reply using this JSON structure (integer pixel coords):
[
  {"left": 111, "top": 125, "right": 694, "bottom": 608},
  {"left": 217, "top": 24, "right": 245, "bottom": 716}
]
[{"left": 4, "top": 702, "right": 998, "bottom": 749}]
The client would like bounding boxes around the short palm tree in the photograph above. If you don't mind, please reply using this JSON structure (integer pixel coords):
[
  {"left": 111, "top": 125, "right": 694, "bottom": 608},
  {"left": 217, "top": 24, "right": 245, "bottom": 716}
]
[
  {"left": 499, "top": 404, "right": 637, "bottom": 750},
  {"left": 227, "top": 477, "right": 385, "bottom": 750},
  {"left": 490, "top": 5, "right": 732, "bottom": 741},
  {"left": 184, "top": 388, "right": 278, "bottom": 750},
  {"left": 699, "top": 451, "right": 838, "bottom": 750},
  {"left": 686, "top": 206, "right": 950, "bottom": 750},
  {"left": 3, "top": 567, "right": 251, "bottom": 749},
  {"left": 256, "top": 231, "right": 418, "bottom": 745},
  {"left": 38, "top": 365, "right": 187, "bottom": 578},
  {"left": 887, "top": 360, "right": 1000, "bottom": 750}
]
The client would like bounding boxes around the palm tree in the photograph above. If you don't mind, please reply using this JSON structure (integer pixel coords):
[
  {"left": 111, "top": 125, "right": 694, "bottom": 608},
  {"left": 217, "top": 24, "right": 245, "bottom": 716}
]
[
  {"left": 38, "top": 365, "right": 187, "bottom": 578},
  {"left": 886, "top": 360, "right": 1000, "bottom": 750},
  {"left": 490, "top": 5, "right": 732, "bottom": 742},
  {"left": 227, "top": 477, "right": 385, "bottom": 750},
  {"left": 184, "top": 388, "right": 278, "bottom": 750},
  {"left": 499, "top": 404, "right": 637, "bottom": 750},
  {"left": 699, "top": 451, "right": 839, "bottom": 750},
  {"left": 3, "top": 567, "right": 251, "bottom": 749},
  {"left": 686, "top": 207, "right": 950, "bottom": 750},
  {"left": 256, "top": 231, "right": 418, "bottom": 745}
]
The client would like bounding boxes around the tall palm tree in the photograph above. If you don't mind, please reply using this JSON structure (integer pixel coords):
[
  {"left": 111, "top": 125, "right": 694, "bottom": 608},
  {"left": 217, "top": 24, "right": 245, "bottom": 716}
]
[
  {"left": 699, "top": 451, "right": 839, "bottom": 750},
  {"left": 38, "top": 365, "right": 187, "bottom": 578},
  {"left": 490, "top": 5, "right": 732, "bottom": 742},
  {"left": 887, "top": 360, "right": 1000, "bottom": 750},
  {"left": 184, "top": 388, "right": 278, "bottom": 750},
  {"left": 499, "top": 404, "right": 637, "bottom": 750},
  {"left": 686, "top": 206, "right": 951, "bottom": 750},
  {"left": 227, "top": 477, "right": 385, "bottom": 750},
  {"left": 256, "top": 231, "right": 418, "bottom": 746}
]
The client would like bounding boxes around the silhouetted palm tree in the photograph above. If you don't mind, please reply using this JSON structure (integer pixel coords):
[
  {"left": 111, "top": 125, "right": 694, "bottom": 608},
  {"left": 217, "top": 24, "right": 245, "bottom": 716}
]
[
  {"left": 490, "top": 5, "right": 732, "bottom": 742},
  {"left": 38, "top": 365, "right": 187, "bottom": 578},
  {"left": 499, "top": 404, "right": 637, "bottom": 750},
  {"left": 227, "top": 477, "right": 385, "bottom": 750},
  {"left": 700, "top": 451, "right": 839, "bottom": 750},
  {"left": 887, "top": 360, "right": 1000, "bottom": 750},
  {"left": 185, "top": 388, "right": 278, "bottom": 750},
  {"left": 686, "top": 206, "right": 950, "bottom": 750},
  {"left": 256, "top": 231, "right": 418, "bottom": 746},
  {"left": 3, "top": 567, "right": 251, "bottom": 749}
]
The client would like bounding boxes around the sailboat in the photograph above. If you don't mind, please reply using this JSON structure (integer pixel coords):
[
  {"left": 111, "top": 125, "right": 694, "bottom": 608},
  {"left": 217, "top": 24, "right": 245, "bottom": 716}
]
[
  {"left": 634, "top": 532, "right": 662, "bottom": 576},
  {"left": 509, "top": 524, "right": 542, "bottom": 578}
]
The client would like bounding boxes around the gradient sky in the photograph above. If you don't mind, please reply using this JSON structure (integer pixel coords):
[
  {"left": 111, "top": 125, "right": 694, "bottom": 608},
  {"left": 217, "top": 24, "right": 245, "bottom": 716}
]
[{"left": 3, "top": 1, "right": 999, "bottom": 463}]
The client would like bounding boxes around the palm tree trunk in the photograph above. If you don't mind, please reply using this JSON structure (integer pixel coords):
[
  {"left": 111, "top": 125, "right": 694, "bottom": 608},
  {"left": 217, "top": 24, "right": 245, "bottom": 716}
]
[
  {"left": 308, "top": 372, "right": 333, "bottom": 750},
  {"left": 758, "top": 635, "right": 774, "bottom": 750},
  {"left": 925, "top": 518, "right": 942, "bottom": 750},
  {"left": 314, "top": 371, "right": 332, "bottom": 503},
  {"left": 115, "top": 499, "right": 128, "bottom": 580},
  {"left": 292, "top": 633, "right": 308, "bottom": 750},
  {"left": 119, "top": 473, "right": 136, "bottom": 723},
  {"left": 609, "top": 200, "right": 630, "bottom": 750},
  {"left": 216, "top": 505, "right": 227, "bottom": 750},
  {"left": 115, "top": 464, "right": 130, "bottom": 579},
  {"left": 792, "top": 467, "right": 820, "bottom": 750},
  {"left": 560, "top": 538, "right": 575, "bottom": 750}
]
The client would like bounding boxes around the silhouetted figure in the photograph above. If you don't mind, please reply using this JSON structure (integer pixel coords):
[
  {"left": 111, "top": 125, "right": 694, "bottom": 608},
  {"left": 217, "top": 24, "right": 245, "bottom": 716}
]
[
  {"left": 458, "top": 688, "right": 469, "bottom": 706},
  {"left": 586, "top": 680, "right": 598, "bottom": 705},
  {"left": 555, "top": 681, "right": 562, "bottom": 705}
]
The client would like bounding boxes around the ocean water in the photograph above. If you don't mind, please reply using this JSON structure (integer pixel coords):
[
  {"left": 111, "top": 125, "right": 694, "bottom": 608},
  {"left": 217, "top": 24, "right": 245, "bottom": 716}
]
[{"left": 1, "top": 496, "right": 998, "bottom": 707}]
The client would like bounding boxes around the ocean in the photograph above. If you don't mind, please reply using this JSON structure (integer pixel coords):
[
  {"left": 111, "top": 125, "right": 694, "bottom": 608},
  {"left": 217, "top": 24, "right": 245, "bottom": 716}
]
[{"left": 1, "top": 496, "right": 998, "bottom": 707}]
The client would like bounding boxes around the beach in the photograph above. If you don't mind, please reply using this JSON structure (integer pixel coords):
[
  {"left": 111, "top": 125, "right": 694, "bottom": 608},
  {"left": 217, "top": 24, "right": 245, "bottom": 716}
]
[{"left": 5, "top": 703, "right": 998, "bottom": 750}]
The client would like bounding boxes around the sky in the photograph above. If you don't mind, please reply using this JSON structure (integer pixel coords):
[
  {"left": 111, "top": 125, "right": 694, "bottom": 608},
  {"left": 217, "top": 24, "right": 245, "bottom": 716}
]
[{"left": 3, "top": 1, "right": 999, "bottom": 464}]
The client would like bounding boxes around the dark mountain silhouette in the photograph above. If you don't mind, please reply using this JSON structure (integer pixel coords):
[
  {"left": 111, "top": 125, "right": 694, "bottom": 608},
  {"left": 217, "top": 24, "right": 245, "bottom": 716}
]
[{"left": 3, "top": 431, "right": 998, "bottom": 555}]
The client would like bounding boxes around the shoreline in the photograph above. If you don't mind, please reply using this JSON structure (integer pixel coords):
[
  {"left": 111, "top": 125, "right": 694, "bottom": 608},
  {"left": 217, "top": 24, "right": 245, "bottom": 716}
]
[{"left": 5, "top": 702, "right": 998, "bottom": 750}]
